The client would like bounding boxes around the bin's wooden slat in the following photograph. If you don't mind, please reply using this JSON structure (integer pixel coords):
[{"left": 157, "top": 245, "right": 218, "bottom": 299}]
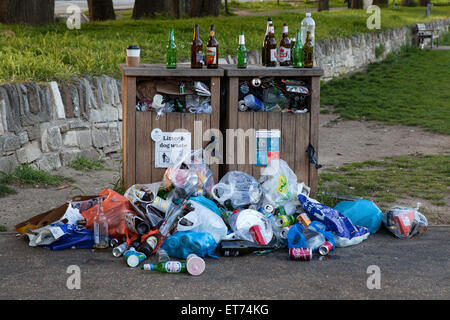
[
  {"left": 222, "top": 65, "right": 324, "bottom": 77},
  {"left": 135, "top": 112, "right": 152, "bottom": 184},
  {"left": 122, "top": 75, "right": 136, "bottom": 189},
  {"left": 309, "top": 76, "right": 321, "bottom": 196},
  {"left": 151, "top": 110, "right": 167, "bottom": 183},
  {"left": 225, "top": 77, "right": 239, "bottom": 173},
  {"left": 281, "top": 112, "right": 296, "bottom": 174},
  {"left": 252, "top": 111, "right": 268, "bottom": 179},
  {"left": 295, "top": 112, "right": 310, "bottom": 186},
  {"left": 208, "top": 77, "right": 221, "bottom": 182},
  {"left": 121, "top": 64, "right": 224, "bottom": 77},
  {"left": 237, "top": 109, "right": 254, "bottom": 176}
]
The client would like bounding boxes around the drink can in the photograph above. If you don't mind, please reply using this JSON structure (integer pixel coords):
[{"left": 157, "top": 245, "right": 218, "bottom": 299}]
[
  {"left": 280, "top": 226, "right": 291, "bottom": 239},
  {"left": 112, "top": 242, "right": 128, "bottom": 258},
  {"left": 109, "top": 238, "right": 120, "bottom": 248},
  {"left": 289, "top": 247, "right": 312, "bottom": 261},
  {"left": 249, "top": 225, "right": 266, "bottom": 245},
  {"left": 186, "top": 254, "right": 206, "bottom": 276},
  {"left": 274, "top": 206, "right": 286, "bottom": 216},
  {"left": 258, "top": 204, "right": 274, "bottom": 215},
  {"left": 276, "top": 215, "right": 295, "bottom": 228},
  {"left": 297, "top": 213, "right": 311, "bottom": 227},
  {"left": 124, "top": 248, "right": 147, "bottom": 268},
  {"left": 318, "top": 241, "right": 333, "bottom": 256}
]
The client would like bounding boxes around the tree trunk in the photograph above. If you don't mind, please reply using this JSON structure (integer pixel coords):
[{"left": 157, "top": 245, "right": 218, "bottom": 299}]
[
  {"left": 318, "top": 0, "right": 330, "bottom": 11},
  {"left": 351, "top": 0, "right": 364, "bottom": 8},
  {"left": 373, "top": 0, "right": 389, "bottom": 5},
  {"left": 0, "top": 0, "right": 54, "bottom": 25},
  {"left": 401, "top": 0, "right": 415, "bottom": 6},
  {"left": 418, "top": 0, "right": 430, "bottom": 6},
  {"left": 87, "top": 0, "right": 116, "bottom": 21},
  {"left": 189, "top": 0, "right": 221, "bottom": 17},
  {"left": 133, "top": 0, "right": 183, "bottom": 19}
]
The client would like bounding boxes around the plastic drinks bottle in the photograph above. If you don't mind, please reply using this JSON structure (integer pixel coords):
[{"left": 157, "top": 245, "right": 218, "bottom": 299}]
[
  {"left": 300, "top": 12, "right": 315, "bottom": 47},
  {"left": 157, "top": 248, "right": 170, "bottom": 263},
  {"left": 141, "top": 261, "right": 187, "bottom": 273},
  {"left": 237, "top": 32, "right": 247, "bottom": 69},
  {"left": 166, "top": 28, "right": 177, "bottom": 69}
]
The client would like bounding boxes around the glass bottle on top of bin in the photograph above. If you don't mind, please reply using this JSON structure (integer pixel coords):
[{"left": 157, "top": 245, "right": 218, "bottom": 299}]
[
  {"left": 279, "top": 23, "right": 291, "bottom": 66},
  {"left": 166, "top": 28, "right": 177, "bottom": 69},
  {"left": 300, "top": 13, "right": 315, "bottom": 68},
  {"left": 206, "top": 24, "right": 219, "bottom": 69},
  {"left": 261, "top": 17, "right": 272, "bottom": 66},
  {"left": 191, "top": 24, "right": 203, "bottom": 68},
  {"left": 237, "top": 32, "right": 247, "bottom": 69}
]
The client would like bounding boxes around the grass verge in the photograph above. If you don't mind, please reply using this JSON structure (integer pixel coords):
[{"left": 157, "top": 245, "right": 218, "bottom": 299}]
[
  {"left": 0, "top": 6, "right": 449, "bottom": 83},
  {"left": 68, "top": 156, "right": 108, "bottom": 171},
  {"left": 321, "top": 45, "right": 450, "bottom": 134},
  {"left": 317, "top": 153, "right": 450, "bottom": 223},
  {"left": 0, "top": 164, "right": 74, "bottom": 188}
]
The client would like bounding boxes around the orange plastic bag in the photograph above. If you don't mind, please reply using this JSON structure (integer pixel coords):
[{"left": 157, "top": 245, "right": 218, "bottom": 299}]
[{"left": 82, "top": 189, "right": 138, "bottom": 239}]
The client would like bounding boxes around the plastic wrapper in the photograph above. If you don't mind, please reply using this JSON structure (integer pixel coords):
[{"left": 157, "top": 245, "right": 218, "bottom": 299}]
[
  {"left": 211, "top": 171, "right": 261, "bottom": 208},
  {"left": 161, "top": 231, "right": 218, "bottom": 259},
  {"left": 176, "top": 196, "right": 228, "bottom": 244},
  {"left": 298, "top": 194, "right": 370, "bottom": 247},
  {"left": 228, "top": 209, "right": 273, "bottom": 244},
  {"left": 163, "top": 149, "right": 215, "bottom": 198},
  {"left": 383, "top": 203, "right": 427, "bottom": 239},
  {"left": 259, "top": 159, "right": 298, "bottom": 207}
]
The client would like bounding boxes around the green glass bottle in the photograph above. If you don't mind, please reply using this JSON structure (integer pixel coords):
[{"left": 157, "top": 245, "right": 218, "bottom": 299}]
[
  {"left": 292, "top": 29, "right": 303, "bottom": 68},
  {"left": 237, "top": 32, "right": 247, "bottom": 69},
  {"left": 141, "top": 261, "right": 187, "bottom": 273},
  {"left": 166, "top": 28, "right": 177, "bottom": 69},
  {"left": 302, "top": 31, "right": 314, "bottom": 68}
]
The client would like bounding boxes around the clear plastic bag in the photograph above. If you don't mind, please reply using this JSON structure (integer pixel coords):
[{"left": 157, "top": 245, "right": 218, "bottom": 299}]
[
  {"left": 176, "top": 196, "right": 228, "bottom": 244},
  {"left": 259, "top": 159, "right": 298, "bottom": 207},
  {"left": 211, "top": 171, "right": 261, "bottom": 208},
  {"left": 228, "top": 209, "right": 273, "bottom": 244},
  {"left": 383, "top": 203, "right": 428, "bottom": 239}
]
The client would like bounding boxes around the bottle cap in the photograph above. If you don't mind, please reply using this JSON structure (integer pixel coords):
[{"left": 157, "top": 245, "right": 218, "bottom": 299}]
[
  {"left": 306, "top": 12, "right": 311, "bottom": 17},
  {"left": 186, "top": 255, "right": 205, "bottom": 276}
]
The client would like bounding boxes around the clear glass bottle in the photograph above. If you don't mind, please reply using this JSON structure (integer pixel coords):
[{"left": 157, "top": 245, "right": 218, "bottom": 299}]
[{"left": 93, "top": 198, "right": 109, "bottom": 250}]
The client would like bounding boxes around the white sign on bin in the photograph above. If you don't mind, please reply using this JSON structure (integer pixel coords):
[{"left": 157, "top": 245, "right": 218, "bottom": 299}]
[{"left": 151, "top": 129, "right": 191, "bottom": 168}]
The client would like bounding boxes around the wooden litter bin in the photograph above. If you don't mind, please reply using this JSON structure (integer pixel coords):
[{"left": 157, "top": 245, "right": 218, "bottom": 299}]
[
  {"left": 221, "top": 65, "right": 323, "bottom": 195},
  {"left": 120, "top": 64, "right": 224, "bottom": 190}
]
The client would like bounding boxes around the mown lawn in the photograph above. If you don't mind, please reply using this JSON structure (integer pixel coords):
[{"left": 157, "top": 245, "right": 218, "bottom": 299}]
[
  {"left": 317, "top": 153, "right": 450, "bottom": 223},
  {"left": 0, "top": 6, "right": 449, "bottom": 83},
  {"left": 321, "top": 45, "right": 450, "bottom": 134}
]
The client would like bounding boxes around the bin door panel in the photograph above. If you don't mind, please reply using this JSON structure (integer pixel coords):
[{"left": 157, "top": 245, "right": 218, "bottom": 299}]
[
  {"left": 135, "top": 112, "right": 152, "bottom": 184},
  {"left": 237, "top": 110, "right": 254, "bottom": 176},
  {"left": 281, "top": 112, "right": 296, "bottom": 174},
  {"left": 151, "top": 111, "right": 167, "bottom": 182},
  {"left": 295, "top": 112, "right": 310, "bottom": 186}
]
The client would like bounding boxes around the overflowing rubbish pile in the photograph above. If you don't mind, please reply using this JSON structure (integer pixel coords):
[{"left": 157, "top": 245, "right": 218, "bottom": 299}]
[
  {"left": 15, "top": 150, "right": 428, "bottom": 275},
  {"left": 136, "top": 79, "right": 212, "bottom": 116},
  {"left": 238, "top": 78, "right": 310, "bottom": 113}
]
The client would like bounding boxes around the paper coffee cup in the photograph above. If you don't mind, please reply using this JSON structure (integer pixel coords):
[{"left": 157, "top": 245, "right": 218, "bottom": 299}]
[
  {"left": 186, "top": 254, "right": 205, "bottom": 276},
  {"left": 126, "top": 45, "right": 140, "bottom": 67}
]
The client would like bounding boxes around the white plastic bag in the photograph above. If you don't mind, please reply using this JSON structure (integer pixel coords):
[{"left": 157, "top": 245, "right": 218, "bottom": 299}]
[
  {"left": 259, "top": 159, "right": 298, "bottom": 207},
  {"left": 228, "top": 209, "right": 273, "bottom": 244},
  {"left": 176, "top": 199, "right": 228, "bottom": 244},
  {"left": 211, "top": 171, "right": 261, "bottom": 208}
]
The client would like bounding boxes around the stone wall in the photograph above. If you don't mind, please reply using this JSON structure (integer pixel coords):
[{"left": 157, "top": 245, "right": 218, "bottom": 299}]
[
  {"left": 0, "top": 75, "right": 123, "bottom": 173},
  {"left": 0, "top": 19, "right": 449, "bottom": 173}
]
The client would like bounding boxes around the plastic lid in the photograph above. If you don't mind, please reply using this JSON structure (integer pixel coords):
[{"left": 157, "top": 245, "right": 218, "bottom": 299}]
[
  {"left": 187, "top": 256, "right": 205, "bottom": 276},
  {"left": 127, "top": 45, "right": 140, "bottom": 50}
]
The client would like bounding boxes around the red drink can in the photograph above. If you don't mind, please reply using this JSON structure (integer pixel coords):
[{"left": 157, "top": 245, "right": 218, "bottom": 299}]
[
  {"left": 318, "top": 241, "right": 333, "bottom": 256},
  {"left": 249, "top": 225, "right": 266, "bottom": 245},
  {"left": 289, "top": 247, "right": 312, "bottom": 261}
]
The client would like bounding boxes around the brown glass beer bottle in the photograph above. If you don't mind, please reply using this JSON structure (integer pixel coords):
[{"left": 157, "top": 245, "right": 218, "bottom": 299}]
[
  {"left": 191, "top": 24, "right": 203, "bottom": 69},
  {"left": 206, "top": 24, "right": 219, "bottom": 69}
]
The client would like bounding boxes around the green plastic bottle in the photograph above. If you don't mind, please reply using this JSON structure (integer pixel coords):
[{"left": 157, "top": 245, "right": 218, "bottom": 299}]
[
  {"left": 237, "top": 32, "right": 247, "bottom": 69},
  {"left": 166, "top": 28, "right": 177, "bottom": 69},
  {"left": 292, "top": 29, "right": 303, "bottom": 68},
  {"left": 141, "top": 261, "right": 187, "bottom": 273}
]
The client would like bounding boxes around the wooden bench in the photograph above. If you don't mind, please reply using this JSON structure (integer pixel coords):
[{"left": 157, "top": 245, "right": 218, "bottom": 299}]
[{"left": 415, "top": 23, "right": 440, "bottom": 49}]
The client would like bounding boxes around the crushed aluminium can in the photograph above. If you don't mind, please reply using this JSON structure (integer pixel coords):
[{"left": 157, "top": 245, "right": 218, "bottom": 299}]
[
  {"left": 318, "top": 241, "right": 333, "bottom": 256},
  {"left": 289, "top": 247, "right": 312, "bottom": 261}
]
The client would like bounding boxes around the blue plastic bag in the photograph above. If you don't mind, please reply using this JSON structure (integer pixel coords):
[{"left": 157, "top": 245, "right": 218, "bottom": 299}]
[
  {"left": 287, "top": 221, "right": 335, "bottom": 252},
  {"left": 334, "top": 200, "right": 382, "bottom": 234},
  {"left": 298, "top": 194, "right": 370, "bottom": 247},
  {"left": 161, "top": 231, "right": 218, "bottom": 259},
  {"left": 42, "top": 224, "right": 95, "bottom": 250},
  {"left": 189, "top": 196, "right": 221, "bottom": 216}
]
